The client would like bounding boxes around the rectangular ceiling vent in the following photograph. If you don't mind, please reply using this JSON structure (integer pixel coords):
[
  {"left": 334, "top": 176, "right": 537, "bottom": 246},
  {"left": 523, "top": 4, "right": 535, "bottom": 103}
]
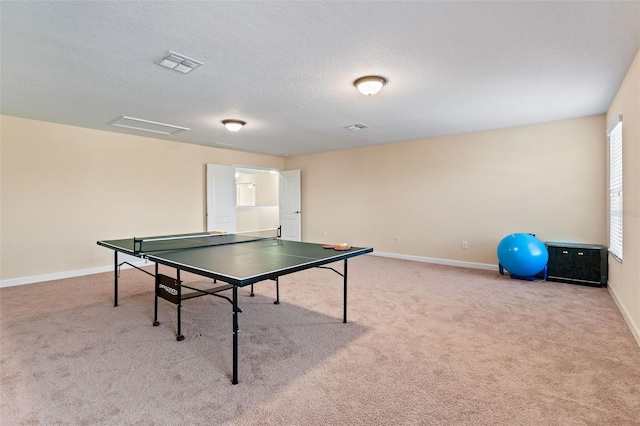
[
  {"left": 110, "top": 116, "right": 189, "bottom": 135},
  {"left": 155, "top": 51, "right": 203, "bottom": 74},
  {"left": 345, "top": 123, "right": 369, "bottom": 130}
]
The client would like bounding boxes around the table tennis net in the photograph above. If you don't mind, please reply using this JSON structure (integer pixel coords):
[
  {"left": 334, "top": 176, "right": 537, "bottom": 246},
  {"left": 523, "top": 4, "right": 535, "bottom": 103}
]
[{"left": 133, "top": 229, "right": 279, "bottom": 254}]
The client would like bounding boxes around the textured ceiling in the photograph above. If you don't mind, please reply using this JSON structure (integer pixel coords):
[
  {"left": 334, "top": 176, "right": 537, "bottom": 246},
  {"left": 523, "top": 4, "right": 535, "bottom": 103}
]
[{"left": 1, "top": 1, "right": 639, "bottom": 156}]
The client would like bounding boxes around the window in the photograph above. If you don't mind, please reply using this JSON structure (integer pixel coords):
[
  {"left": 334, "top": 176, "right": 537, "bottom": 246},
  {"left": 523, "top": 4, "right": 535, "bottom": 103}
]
[{"left": 607, "top": 115, "right": 623, "bottom": 261}]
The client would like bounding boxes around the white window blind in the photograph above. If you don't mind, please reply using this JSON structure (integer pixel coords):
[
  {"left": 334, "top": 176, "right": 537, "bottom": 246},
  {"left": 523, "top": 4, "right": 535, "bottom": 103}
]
[{"left": 607, "top": 115, "right": 623, "bottom": 261}]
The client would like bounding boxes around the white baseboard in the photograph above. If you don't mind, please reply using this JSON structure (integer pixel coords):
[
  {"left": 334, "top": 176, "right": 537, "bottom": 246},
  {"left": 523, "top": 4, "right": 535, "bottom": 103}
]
[
  {"left": 1, "top": 252, "right": 496, "bottom": 288},
  {"left": 370, "top": 251, "right": 498, "bottom": 271},
  {"left": 0, "top": 260, "right": 149, "bottom": 288},
  {"left": 608, "top": 284, "right": 640, "bottom": 347}
]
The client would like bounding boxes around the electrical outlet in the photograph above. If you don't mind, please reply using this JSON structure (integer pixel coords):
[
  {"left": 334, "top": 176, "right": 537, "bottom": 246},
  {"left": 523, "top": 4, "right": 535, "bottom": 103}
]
[
  {"left": 462, "top": 240, "right": 468, "bottom": 249},
  {"left": 395, "top": 236, "right": 400, "bottom": 243},
  {"left": 323, "top": 230, "right": 328, "bottom": 236}
]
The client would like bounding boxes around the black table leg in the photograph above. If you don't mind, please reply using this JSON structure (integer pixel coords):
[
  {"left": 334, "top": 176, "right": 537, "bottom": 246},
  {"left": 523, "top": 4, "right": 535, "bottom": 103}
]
[
  {"left": 114, "top": 251, "right": 119, "bottom": 307},
  {"left": 343, "top": 259, "right": 348, "bottom": 323},
  {"left": 232, "top": 286, "right": 239, "bottom": 384},
  {"left": 153, "top": 263, "right": 160, "bottom": 327},
  {"left": 176, "top": 269, "right": 184, "bottom": 341},
  {"left": 176, "top": 303, "right": 184, "bottom": 341}
]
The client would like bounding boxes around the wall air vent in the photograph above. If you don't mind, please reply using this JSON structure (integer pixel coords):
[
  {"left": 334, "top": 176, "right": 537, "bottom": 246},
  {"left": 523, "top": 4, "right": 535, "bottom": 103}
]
[
  {"left": 110, "top": 116, "right": 189, "bottom": 135},
  {"left": 345, "top": 123, "right": 369, "bottom": 130}
]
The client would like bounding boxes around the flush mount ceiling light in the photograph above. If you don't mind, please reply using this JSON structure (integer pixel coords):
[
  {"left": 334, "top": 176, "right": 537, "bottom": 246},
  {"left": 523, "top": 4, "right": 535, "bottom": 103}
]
[
  {"left": 155, "top": 51, "right": 203, "bottom": 74},
  {"left": 222, "top": 119, "right": 246, "bottom": 132},
  {"left": 354, "top": 76, "right": 387, "bottom": 96}
]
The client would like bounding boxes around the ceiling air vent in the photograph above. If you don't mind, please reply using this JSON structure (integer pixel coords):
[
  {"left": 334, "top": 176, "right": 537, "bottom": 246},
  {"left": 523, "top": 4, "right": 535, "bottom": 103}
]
[
  {"left": 110, "top": 116, "right": 189, "bottom": 135},
  {"left": 155, "top": 51, "right": 203, "bottom": 74},
  {"left": 345, "top": 123, "right": 369, "bottom": 130}
]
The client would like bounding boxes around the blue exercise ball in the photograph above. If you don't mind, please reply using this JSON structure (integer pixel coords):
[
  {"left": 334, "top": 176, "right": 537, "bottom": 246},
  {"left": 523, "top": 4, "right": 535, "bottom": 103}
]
[{"left": 497, "top": 233, "right": 549, "bottom": 277}]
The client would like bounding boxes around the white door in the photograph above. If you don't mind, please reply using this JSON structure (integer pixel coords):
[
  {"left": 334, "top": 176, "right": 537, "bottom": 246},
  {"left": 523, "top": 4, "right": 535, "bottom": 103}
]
[
  {"left": 279, "top": 169, "right": 301, "bottom": 241},
  {"left": 206, "top": 164, "right": 236, "bottom": 233}
]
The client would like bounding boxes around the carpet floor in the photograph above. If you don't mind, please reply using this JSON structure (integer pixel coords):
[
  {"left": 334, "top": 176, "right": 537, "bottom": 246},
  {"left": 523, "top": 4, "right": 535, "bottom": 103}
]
[{"left": 1, "top": 255, "right": 639, "bottom": 425}]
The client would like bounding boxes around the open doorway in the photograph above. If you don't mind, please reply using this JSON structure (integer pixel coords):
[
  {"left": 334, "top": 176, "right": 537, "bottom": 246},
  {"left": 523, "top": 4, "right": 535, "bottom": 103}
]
[
  {"left": 235, "top": 167, "right": 279, "bottom": 233},
  {"left": 206, "top": 164, "right": 300, "bottom": 240}
]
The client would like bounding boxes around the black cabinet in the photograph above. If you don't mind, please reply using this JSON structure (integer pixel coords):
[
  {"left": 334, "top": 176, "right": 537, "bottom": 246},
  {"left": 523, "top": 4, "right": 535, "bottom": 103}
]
[{"left": 545, "top": 242, "right": 608, "bottom": 287}]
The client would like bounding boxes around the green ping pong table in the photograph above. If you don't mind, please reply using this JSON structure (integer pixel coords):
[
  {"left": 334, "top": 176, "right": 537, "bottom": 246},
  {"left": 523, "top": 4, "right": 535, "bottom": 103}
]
[{"left": 97, "top": 231, "right": 373, "bottom": 384}]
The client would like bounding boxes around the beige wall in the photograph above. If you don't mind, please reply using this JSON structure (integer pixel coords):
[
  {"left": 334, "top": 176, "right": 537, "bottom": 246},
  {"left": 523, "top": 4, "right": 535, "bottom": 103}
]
[
  {"left": 0, "top": 116, "right": 283, "bottom": 280},
  {"left": 606, "top": 49, "right": 640, "bottom": 343},
  {"left": 0, "top": 113, "right": 609, "bottom": 279},
  {"left": 285, "top": 115, "right": 607, "bottom": 265},
  {"left": 236, "top": 208, "right": 279, "bottom": 233}
]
